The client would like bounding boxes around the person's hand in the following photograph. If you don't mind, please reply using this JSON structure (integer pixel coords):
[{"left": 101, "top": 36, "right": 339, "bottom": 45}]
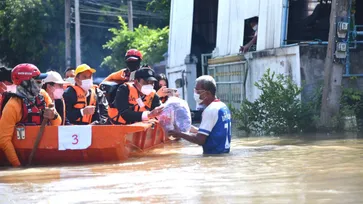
[
  {"left": 148, "top": 106, "right": 164, "bottom": 118},
  {"left": 168, "top": 130, "right": 182, "bottom": 139},
  {"left": 157, "top": 86, "right": 168, "bottom": 97},
  {"left": 43, "top": 106, "right": 57, "bottom": 120},
  {"left": 239, "top": 45, "right": 249, "bottom": 53},
  {"left": 83, "top": 106, "right": 96, "bottom": 115},
  {"left": 0, "top": 82, "right": 7, "bottom": 94},
  {"left": 172, "top": 91, "right": 180, "bottom": 98}
]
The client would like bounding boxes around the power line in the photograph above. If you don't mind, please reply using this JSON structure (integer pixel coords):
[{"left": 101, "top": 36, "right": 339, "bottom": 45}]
[
  {"left": 71, "top": 21, "right": 114, "bottom": 29},
  {"left": 72, "top": 18, "right": 120, "bottom": 25},
  {"left": 79, "top": 11, "right": 128, "bottom": 18}
]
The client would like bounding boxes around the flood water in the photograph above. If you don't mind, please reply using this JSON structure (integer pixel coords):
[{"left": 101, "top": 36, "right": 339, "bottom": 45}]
[{"left": 1, "top": 131, "right": 363, "bottom": 203}]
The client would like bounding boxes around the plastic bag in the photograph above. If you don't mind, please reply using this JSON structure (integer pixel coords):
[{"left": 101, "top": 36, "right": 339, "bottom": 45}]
[{"left": 158, "top": 96, "right": 192, "bottom": 132}]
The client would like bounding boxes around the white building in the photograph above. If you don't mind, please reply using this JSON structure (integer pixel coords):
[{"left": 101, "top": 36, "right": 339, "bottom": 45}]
[{"left": 167, "top": 0, "right": 332, "bottom": 109}]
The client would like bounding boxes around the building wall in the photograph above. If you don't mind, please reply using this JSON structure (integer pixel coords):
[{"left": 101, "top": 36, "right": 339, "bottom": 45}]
[
  {"left": 208, "top": 44, "right": 363, "bottom": 109},
  {"left": 244, "top": 45, "right": 301, "bottom": 102},
  {"left": 214, "top": 0, "right": 284, "bottom": 57},
  {"left": 167, "top": 0, "right": 194, "bottom": 69},
  {"left": 166, "top": 63, "right": 197, "bottom": 109},
  {"left": 300, "top": 45, "right": 363, "bottom": 102},
  {"left": 166, "top": 0, "right": 195, "bottom": 106}
]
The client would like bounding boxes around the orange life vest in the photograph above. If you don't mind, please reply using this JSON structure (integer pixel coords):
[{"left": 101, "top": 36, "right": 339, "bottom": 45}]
[
  {"left": 58, "top": 98, "right": 67, "bottom": 126},
  {"left": 108, "top": 83, "right": 155, "bottom": 124},
  {"left": 0, "top": 92, "right": 46, "bottom": 125},
  {"left": 71, "top": 85, "right": 97, "bottom": 124}
]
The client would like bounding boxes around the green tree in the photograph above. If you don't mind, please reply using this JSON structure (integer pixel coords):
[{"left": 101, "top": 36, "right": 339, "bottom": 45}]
[
  {"left": 147, "top": 0, "right": 170, "bottom": 26},
  {"left": 0, "top": 0, "right": 65, "bottom": 72},
  {"left": 102, "top": 17, "right": 169, "bottom": 70}
]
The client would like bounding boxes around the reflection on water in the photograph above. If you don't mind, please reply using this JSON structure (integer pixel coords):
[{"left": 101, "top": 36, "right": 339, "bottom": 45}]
[{"left": 1, "top": 133, "right": 363, "bottom": 204}]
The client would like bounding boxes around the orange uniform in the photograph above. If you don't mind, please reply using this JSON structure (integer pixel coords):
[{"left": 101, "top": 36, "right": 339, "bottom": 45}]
[
  {"left": 108, "top": 82, "right": 156, "bottom": 124},
  {"left": 0, "top": 89, "right": 61, "bottom": 167},
  {"left": 102, "top": 68, "right": 132, "bottom": 84}
]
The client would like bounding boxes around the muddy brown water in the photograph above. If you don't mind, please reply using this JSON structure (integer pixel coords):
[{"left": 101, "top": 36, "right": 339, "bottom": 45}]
[{"left": 1, "top": 129, "right": 363, "bottom": 204}]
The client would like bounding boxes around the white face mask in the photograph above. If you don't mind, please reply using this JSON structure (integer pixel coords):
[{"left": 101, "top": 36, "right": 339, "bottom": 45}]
[
  {"left": 194, "top": 92, "right": 204, "bottom": 104},
  {"left": 6, "top": 85, "right": 17, "bottom": 93},
  {"left": 53, "top": 88, "right": 64, "bottom": 99},
  {"left": 252, "top": 25, "right": 258, "bottom": 31},
  {"left": 141, "top": 84, "right": 154, "bottom": 95},
  {"left": 81, "top": 79, "right": 93, "bottom": 92},
  {"left": 65, "top": 77, "right": 75, "bottom": 85}
]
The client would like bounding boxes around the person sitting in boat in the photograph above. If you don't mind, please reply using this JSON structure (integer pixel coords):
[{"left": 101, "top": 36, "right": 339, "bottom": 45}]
[
  {"left": 168, "top": 75, "right": 232, "bottom": 154},
  {"left": 108, "top": 67, "right": 164, "bottom": 124},
  {"left": 64, "top": 67, "right": 76, "bottom": 86},
  {"left": 42, "top": 71, "right": 71, "bottom": 125},
  {"left": 63, "top": 64, "right": 109, "bottom": 125},
  {"left": 102, "top": 49, "right": 143, "bottom": 85},
  {"left": 0, "top": 63, "right": 61, "bottom": 167},
  {"left": 154, "top": 73, "right": 180, "bottom": 104}
]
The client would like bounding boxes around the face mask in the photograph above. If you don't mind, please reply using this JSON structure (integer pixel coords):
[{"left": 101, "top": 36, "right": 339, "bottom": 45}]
[
  {"left": 53, "top": 88, "right": 64, "bottom": 99},
  {"left": 17, "top": 78, "right": 41, "bottom": 99},
  {"left": 81, "top": 79, "right": 93, "bottom": 92},
  {"left": 126, "top": 61, "right": 141, "bottom": 72},
  {"left": 30, "top": 79, "right": 42, "bottom": 96},
  {"left": 252, "top": 25, "right": 257, "bottom": 31},
  {"left": 6, "top": 85, "right": 17, "bottom": 93},
  {"left": 141, "top": 84, "right": 154, "bottom": 95},
  {"left": 65, "top": 77, "right": 75, "bottom": 85},
  {"left": 194, "top": 92, "right": 204, "bottom": 104}
]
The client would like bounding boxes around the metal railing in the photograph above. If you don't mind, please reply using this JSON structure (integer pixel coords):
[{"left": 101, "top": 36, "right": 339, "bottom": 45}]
[{"left": 208, "top": 61, "right": 248, "bottom": 109}]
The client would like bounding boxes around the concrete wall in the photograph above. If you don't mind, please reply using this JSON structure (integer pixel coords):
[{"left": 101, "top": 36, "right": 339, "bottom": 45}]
[
  {"left": 244, "top": 45, "right": 301, "bottom": 102},
  {"left": 166, "top": 63, "right": 197, "bottom": 109},
  {"left": 299, "top": 45, "right": 363, "bottom": 103}
]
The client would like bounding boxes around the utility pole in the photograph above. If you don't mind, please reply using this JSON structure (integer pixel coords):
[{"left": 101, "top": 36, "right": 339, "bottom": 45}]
[
  {"left": 65, "top": 0, "right": 71, "bottom": 70},
  {"left": 127, "top": 0, "right": 134, "bottom": 31},
  {"left": 320, "top": 0, "right": 350, "bottom": 129},
  {"left": 75, "top": 0, "right": 81, "bottom": 65}
]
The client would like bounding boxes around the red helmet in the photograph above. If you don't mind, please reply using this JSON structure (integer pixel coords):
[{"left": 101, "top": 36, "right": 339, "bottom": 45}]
[
  {"left": 125, "top": 49, "right": 143, "bottom": 61},
  {"left": 11, "top": 63, "right": 46, "bottom": 85}
]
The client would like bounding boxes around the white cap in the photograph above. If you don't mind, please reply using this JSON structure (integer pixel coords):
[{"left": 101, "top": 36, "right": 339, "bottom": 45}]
[{"left": 42, "top": 71, "right": 69, "bottom": 84}]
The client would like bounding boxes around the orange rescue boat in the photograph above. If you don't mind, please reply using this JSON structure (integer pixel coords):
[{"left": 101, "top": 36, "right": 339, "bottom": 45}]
[{"left": 0, "top": 122, "right": 168, "bottom": 166}]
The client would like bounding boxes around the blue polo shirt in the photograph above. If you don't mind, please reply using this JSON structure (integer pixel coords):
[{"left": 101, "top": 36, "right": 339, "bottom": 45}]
[{"left": 198, "top": 100, "right": 231, "bottom": 154}]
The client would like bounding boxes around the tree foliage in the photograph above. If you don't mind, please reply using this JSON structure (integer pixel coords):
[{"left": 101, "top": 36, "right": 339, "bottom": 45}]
[
  {"left": 102, "top": 17, "right": 169, "bottom": 70},
  {"left": 147, "top": 0, "right": 170, "bottom": 23},
  {"left": 0, "top": 0, "right": 65, "bottom": 71}
]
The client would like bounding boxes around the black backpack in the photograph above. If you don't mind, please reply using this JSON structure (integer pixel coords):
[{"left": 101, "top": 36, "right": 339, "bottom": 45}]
[{"left": 99, "top": 81, "right": 120, "bottom": 108}]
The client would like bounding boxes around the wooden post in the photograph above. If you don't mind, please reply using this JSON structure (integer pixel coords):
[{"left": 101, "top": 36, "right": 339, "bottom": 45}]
[{"left": 320, "top": 0, "right": 350, "bottom": 129}]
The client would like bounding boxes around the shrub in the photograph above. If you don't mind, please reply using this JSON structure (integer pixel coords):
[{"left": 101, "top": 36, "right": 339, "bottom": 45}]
[{"left": 233, "top": 69, "right": 315, "bottom": 135}]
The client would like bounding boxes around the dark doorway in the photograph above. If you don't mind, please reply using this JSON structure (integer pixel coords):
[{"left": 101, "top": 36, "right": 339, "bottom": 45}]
[
  {"left": 287, "top": 0, "right": 332, "bottom": 44},
  {"left": 190, "top": 0, "right": 219, "bottom": 77}
]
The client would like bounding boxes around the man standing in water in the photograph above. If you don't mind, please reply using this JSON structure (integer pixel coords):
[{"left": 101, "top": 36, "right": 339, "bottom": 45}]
[{"left": 168, "top": 75, "right": 232, "bottom": 154}]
